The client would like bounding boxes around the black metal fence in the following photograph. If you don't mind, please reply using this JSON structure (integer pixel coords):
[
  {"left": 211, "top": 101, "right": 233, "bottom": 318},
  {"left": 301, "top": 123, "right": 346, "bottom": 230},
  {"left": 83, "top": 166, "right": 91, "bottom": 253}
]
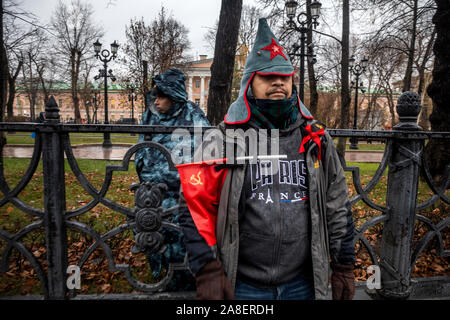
[{"left": 0, "top": 92, "right": 448, "bottom": 300}]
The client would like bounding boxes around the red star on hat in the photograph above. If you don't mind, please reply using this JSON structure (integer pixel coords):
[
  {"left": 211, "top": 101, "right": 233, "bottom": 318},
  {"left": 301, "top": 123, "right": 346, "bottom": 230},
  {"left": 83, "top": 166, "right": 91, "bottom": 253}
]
[{"left": 260, "top": 38, "right": 288, "bottom": 61}]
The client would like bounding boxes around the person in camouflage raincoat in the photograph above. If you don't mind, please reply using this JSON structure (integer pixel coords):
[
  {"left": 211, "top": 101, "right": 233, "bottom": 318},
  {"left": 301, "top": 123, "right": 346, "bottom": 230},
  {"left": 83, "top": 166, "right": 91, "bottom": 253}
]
[{"left": 135, "top": 68, "right": 210, "bottom": 291}]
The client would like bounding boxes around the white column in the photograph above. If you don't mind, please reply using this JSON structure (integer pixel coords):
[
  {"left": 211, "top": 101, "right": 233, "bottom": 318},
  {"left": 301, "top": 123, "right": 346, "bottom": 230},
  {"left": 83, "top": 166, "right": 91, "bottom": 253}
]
[
  {"left": 188, "top": 76, "right": 193, "bottom": 101},
  {"left": 200, "top": 76, "right": 205, "bottom": 108}
]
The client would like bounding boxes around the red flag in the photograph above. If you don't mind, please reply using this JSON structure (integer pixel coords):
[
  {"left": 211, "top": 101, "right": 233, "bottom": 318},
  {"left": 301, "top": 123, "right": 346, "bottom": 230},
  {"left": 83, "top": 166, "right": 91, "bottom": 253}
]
[{"left": 176, "top": 159, "right": 229, "bottom": 246}]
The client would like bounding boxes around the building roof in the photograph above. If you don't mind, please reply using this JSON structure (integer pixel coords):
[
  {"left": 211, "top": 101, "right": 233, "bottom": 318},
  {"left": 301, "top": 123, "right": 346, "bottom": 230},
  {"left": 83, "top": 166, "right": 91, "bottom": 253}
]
[{"left": 180, "top": 57, "right": 213, "bottom": 69}]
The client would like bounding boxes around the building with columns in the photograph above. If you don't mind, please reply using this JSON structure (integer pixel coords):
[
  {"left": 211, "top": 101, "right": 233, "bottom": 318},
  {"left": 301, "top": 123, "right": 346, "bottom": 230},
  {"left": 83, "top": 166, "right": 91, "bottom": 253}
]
[{"left": 181, "top": 55, "right": 213, "bottom": 114}]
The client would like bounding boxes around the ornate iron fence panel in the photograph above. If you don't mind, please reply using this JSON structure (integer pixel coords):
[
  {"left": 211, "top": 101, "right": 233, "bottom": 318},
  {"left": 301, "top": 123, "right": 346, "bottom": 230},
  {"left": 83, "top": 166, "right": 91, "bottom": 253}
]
[{"left": 0, "top": 93, "right": 448, "bottom": 300}]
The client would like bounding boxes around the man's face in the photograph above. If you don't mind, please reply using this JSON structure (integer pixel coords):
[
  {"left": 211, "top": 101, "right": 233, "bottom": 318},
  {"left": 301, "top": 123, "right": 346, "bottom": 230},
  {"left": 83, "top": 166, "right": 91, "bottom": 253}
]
[
  {"left": 154, "top": 95, "right": 173, "bottom": 113},
  {"left": 251, "top": 74, "right": 293, "bottom": 100}
]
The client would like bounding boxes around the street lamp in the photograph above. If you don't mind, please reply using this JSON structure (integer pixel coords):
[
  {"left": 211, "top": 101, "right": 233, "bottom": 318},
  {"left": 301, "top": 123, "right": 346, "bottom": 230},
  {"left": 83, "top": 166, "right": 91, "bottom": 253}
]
[
  {"left": 93, "top": 39, "right": 119, "bottom": 148},
  {"left": 127, "top": 81, "right": 137, "bottom": 136},
  {"left": 349, "top": 55, "right": 368, "bottom": 150},
  {"left": 92, "top": 90, "right": 100, "bottom": 124},
  {"left": 284, "top": 0, "right": 322, "bottom": 102}
]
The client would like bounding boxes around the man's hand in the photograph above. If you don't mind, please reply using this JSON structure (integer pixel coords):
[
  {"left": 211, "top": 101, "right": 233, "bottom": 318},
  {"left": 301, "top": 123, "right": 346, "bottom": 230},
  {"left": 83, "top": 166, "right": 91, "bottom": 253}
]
[
  {"left": 196, "top": 260, "right": 235, "bottom": 300},
  {"left": 331, "top": 263, "right": 355, "bottom": 300}
]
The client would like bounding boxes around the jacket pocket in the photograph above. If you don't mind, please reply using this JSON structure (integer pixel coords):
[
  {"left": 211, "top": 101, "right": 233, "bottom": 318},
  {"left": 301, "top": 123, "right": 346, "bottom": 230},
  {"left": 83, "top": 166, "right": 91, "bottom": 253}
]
[
  {"left": 279, "top": 233, "right": 311, "bottom": 276},
  {"left": 237, "top": 232, "right": 274, "bottom": 283}
]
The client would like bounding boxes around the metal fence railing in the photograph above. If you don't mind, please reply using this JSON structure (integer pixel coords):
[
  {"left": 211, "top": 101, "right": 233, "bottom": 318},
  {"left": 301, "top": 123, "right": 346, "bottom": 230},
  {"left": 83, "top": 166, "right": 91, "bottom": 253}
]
[{"left": 0, "top": 92, "right": 448, "bottom": 300}]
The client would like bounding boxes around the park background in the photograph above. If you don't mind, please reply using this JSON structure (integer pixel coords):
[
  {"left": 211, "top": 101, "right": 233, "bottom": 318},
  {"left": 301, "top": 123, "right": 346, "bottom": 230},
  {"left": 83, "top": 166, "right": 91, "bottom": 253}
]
[{"left": 0, "top": 0, "right": 448, "bottom": 297}]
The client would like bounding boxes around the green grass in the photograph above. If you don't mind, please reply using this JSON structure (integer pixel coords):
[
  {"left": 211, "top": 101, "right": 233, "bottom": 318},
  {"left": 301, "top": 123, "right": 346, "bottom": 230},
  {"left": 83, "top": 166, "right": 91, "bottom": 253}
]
[
  {"left": 332, "top": 138, "right": 387, "bottom": 151},
  {"left": 0, "top": 158, "right": 142, "bottom": 295},
  {"left": 345, "top": 143, "right": 386, "bottom": 151}
]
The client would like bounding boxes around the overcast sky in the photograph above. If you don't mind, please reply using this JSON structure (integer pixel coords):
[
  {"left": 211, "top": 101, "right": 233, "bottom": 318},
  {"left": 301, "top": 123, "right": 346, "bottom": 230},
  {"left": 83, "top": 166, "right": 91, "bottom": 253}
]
[
  {"left": 15, "top": 0, "right": 375, "bottom": 71},
  {"left": 18, "top": 0, "right": 260, "bottom": 60}
]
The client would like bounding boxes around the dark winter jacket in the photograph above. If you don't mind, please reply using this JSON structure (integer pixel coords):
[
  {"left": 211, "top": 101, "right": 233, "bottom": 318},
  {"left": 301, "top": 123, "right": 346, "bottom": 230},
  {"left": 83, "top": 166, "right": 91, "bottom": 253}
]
[
  {"left": 134, "top": 68, "right": 210, "bottom": 290},
  {"left": 179, "top": 115, "right": 356, "bottom": 299},
  {"left": 135, "top": 68, "right": 210, "bottom": 208}
]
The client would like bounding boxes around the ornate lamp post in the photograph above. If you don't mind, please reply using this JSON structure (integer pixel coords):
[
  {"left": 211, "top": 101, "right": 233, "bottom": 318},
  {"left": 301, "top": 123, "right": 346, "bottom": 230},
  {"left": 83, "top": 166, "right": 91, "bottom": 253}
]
[
  {"left": 285, "top": 0, "right": 322, "bottom": 102},
  {"left": 349, "top": 55, "right": 369, "bottom": 150},
  {"left": 92, "top": 90, "right": 100, "bottom": 124},
  {"left": 126, "top": 82, "right": 137, "bottom": 123},
  {"left": 127, "top": 82, "right": 137, "bottom": 135},
  {"left": 93, "top": 39, "right": 119, "bottom": 148}
]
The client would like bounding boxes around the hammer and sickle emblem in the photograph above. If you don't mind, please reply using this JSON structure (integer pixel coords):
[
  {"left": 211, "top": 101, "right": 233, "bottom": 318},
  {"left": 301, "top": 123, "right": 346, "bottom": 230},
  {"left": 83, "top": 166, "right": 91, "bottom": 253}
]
[{"left": 189, "top": 171, "right": 203, "bottom": 185}]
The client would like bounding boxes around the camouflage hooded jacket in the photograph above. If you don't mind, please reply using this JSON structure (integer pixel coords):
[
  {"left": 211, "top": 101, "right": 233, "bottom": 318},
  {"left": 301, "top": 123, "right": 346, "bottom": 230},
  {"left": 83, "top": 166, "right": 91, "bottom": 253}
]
[{"left": 135, "top": 68, "right": 210, "bottom": 209}]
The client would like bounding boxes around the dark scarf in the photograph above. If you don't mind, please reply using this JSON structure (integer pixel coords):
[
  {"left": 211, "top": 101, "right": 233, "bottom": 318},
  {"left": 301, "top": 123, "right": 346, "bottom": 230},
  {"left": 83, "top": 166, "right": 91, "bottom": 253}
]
[{"left": 248, "top": 92, "right": 299, "bottom": 129}]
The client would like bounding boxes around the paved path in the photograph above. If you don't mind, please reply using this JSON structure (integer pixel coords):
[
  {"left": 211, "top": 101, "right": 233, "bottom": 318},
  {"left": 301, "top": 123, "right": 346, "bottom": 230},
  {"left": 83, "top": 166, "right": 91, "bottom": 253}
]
[{"left": 2, "top": 144, "right": 385, "bottom": 162}]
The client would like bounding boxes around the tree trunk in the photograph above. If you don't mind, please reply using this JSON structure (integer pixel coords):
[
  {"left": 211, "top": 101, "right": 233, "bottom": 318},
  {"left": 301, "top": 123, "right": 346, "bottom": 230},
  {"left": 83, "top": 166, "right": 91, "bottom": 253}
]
[
  {"left": 402, "top": 0, "right": 419, "bottom": 92},
  {"left": 206, "top": 0, "right": 243, "bottom": 125},
  {"left": 30, "top": 93, "right": 36, "bottom": 121},
  {"left": 306, "top": 0, "right": 318, "bottom": 116},
  {"left": 417, "top": 29, "right": 436, "bottom": 99},
  {"left": 84, "top": 101, "right": 91, "bottom": 124},
  {"left": 386, "top": 86, "right": 396, "bottom": 128},
  {"left": 426, "top": 0, "right": 450, "bottom": 184},
  {"left": 6, "top": 60, "right": 23, "bottom": 119},
  {"left": 0, "top": 0, "right": 7, "bottom": 123},
  {"left": 418, "top": 72, "right": 433, "bottom": 130},
  {"left": 142, "top": 60, "right": 149, "bottom": 112},
  {"left": 417, "top": 29, "right": 436, "bottom": 130},
  {"left": 337, "top": 0, "right": 351, "bottom": 155},
  {"left": 0, "top": 0, "right": 7, "bottom": 150},
  {"left": 71, "top": 49, "right": 82, "bottom": 123},
  {"left": 36, "top": 64, "right": 50, "bottom": 105},
  {"left": 23, "top": 52, "right": 36, "bottom": 121}
]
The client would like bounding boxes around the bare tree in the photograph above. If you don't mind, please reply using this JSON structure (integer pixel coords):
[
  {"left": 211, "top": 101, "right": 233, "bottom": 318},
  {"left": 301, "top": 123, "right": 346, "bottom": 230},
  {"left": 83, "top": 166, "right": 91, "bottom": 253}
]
[
  {"left": 123, "top": 17, "right": 150, "bottom": 90},
  {"left": 357, "top": 67, "right": 387, "bottom": 131},
  {"left": 203, "top": 4, "right": 261, "bottom": 108},
  {"left": 335, "top": 0, "right": 351, "bottom": 154},
  {"left": 315, "top": 90, "right": 340, "bottom": 128},
  {"left": 415, "top": 27, "right": 436, "bottom": 130},
  {"left": 5, "top": 51, "right": 21, "bottom": 119},
  {"left": 355, "top": 0, "right": 436, "bottom": 92},
  {"left": 206, "top": 0, "right": 243, "bottom": 125},
  {"left": 20, "top": 49, "right": 40, "bottom": 120},
  {"left": 204, "top": 4, "right": 261, "bottom": 55},
  {"left": 151, "top": 7, "right": 191, "bottom": 73},
  {"left": 123, "top": 6, "right": 190, "bottom": 94},
  {"left": 79, "top": 60, "right": 96, "bottom": 123},
  {"left": 370, "top": 38, "right": 406, "bottom": 127},
  {"left": 5, "top": 27, "right": 45, "bottom": 119},
  {"left": 15, "top": 27, "right": 50, "bottom": 121},
  {"left": 51, "top": 0, "right": 103, "bottom": 123},
  {"left": 2, "top": 0, "right": 57, "bottom": 120},
  {"left": 34, "top": 54, "right": 59, "bottom": 107}
]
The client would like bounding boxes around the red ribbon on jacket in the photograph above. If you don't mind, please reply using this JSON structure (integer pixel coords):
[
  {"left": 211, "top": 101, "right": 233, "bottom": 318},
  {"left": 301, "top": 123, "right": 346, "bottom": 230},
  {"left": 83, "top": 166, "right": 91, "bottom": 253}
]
[{"left": 299, "top": 124, "right": 325, "bottom": 160}]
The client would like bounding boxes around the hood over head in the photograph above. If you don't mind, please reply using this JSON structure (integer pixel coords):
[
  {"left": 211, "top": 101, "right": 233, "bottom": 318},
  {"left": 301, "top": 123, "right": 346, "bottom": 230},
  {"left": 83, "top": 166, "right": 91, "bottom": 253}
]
[
  {"left": 224, "top": 18, "right": 313, "bottom": 125},
  {"left": 151, "top": 68, "right": 188, "bottom": 103},
  {"left": 146, "top": 68, "right": 188, "bottom": 119}
]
